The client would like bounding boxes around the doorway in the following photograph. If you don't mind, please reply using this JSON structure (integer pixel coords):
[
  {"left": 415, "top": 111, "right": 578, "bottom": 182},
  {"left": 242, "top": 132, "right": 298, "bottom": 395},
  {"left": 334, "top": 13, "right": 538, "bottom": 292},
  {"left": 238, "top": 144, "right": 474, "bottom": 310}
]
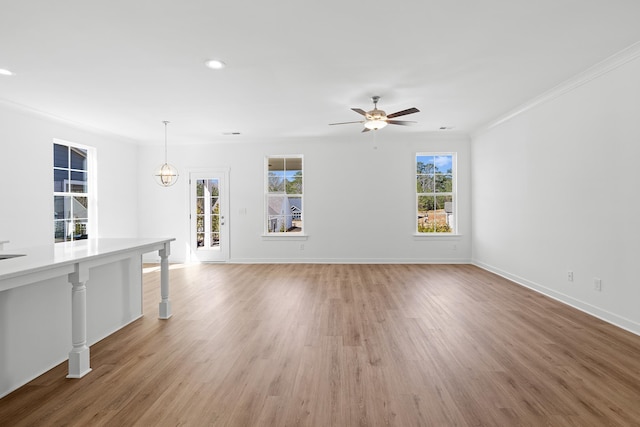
[{"left": 189, "top": 170, "right": 229, "bottom": 262}]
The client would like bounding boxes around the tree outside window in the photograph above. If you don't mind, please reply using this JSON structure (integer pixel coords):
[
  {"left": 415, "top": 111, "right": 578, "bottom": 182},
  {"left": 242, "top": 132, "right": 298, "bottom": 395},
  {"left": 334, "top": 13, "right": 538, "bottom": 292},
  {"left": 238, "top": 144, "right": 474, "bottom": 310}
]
[{"left": 416, "top": 153, "right": 456, "bottom": 233}]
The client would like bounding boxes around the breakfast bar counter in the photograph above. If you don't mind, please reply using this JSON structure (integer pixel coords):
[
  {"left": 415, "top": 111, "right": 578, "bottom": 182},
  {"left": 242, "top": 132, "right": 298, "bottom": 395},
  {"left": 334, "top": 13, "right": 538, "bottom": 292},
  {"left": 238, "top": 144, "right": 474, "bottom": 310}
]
[{"left": 0, "top": 238, "right": 174, "bottom": 396}]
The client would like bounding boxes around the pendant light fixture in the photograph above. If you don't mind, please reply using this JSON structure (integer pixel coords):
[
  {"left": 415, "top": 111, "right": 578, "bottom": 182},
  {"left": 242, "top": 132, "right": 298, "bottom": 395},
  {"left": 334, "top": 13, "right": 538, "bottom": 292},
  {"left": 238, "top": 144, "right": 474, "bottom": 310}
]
[{"left": 154, "top": 120, "right": 179, "bottom": 187}]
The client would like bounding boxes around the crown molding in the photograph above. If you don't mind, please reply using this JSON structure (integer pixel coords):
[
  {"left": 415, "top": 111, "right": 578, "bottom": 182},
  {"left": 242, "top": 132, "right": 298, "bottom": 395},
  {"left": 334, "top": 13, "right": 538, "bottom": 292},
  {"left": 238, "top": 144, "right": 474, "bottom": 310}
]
[
  {"left": 0, "top": 97, "right": 141, "bottom": 145},
  {"left": 474, "top": 41, "right": 640, "bottom": 137}
]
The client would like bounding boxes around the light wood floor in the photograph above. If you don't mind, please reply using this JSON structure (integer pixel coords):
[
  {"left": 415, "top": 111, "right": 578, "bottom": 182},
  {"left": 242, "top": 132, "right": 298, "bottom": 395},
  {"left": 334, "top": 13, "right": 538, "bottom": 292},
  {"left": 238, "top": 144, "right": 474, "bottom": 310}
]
[{"left": 1, "top": 264, "right": 640, "bottom": 426}]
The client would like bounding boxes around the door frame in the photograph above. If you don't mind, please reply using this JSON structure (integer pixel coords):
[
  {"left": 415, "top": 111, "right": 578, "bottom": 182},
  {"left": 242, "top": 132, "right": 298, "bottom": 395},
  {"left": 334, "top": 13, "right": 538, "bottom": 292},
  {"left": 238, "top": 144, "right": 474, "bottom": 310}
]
[{"left": 187, "top": 168, "right": 230, "bottom": 262}]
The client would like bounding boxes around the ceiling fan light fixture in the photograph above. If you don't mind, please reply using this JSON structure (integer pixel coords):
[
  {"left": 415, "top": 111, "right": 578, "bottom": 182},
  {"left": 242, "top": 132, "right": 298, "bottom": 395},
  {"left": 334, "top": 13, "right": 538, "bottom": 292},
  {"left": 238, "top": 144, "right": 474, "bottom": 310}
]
[
  {"left": 364, "top": 119, "right": 388, "bottom": 130},
  {"left": 330, "top": 96, "right": 418, "bottom": 132}
]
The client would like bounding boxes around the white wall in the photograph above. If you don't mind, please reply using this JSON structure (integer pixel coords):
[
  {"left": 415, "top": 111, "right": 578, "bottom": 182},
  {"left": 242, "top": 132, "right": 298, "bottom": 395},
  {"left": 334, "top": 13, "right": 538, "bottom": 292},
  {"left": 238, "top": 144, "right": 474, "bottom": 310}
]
[
  {"left": 138, "top": 132, "right": 472, "bottom": 263},
  {"left": 472, "top": 53, "right": 640, "bottom": 334},
  {"left": 0, "top": 103, "right": 140, "bottom": 248}
]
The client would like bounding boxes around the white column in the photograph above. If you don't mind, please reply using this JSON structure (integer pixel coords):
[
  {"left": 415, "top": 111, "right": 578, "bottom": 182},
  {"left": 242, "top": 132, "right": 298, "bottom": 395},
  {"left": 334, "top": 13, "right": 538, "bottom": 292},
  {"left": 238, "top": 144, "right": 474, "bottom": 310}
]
[
  {"left": 158, "top": 242, "right": 172, "bottom": 319},
  {"left": 67, "top": 264, "right": 92, "bottom": 378}
]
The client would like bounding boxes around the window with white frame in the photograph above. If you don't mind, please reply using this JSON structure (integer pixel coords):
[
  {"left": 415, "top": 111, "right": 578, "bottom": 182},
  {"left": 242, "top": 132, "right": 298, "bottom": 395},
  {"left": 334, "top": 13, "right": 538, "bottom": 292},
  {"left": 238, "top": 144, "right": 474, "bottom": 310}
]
[
  {"left": 266, "top": 155, "right": 303, "bottom": 234},
  {"left": 53, "top": 141, "right": 94, "bottom": 242},
  {"left": 416, "top": 153, "right": 456, "bottom": 233}
]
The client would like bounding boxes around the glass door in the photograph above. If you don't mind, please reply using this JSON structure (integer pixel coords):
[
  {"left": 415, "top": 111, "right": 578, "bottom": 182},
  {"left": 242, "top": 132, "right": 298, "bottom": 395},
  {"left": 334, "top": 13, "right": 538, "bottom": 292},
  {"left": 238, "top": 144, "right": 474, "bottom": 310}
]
[{"left": 190, "top": 170, "right": 229, "bottom": 262}]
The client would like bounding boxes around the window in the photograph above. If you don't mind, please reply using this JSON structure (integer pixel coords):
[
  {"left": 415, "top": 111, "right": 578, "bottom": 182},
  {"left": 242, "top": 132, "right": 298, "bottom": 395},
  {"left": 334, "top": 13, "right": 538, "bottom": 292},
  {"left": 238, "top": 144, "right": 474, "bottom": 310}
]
[
  {"left": 54, "top": 141, "right": 93, "bottom": 242},
  {"left": 416, "top": 153, "right": 456, "bottom": 233},
  {"left": 266, "top": 155, "right": 303, "bottom": 234}
]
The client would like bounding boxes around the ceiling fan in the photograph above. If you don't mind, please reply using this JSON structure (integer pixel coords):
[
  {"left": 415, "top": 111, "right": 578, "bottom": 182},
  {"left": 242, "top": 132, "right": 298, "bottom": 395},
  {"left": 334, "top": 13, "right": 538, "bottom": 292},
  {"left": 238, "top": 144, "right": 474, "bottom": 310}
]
[{"left": 329, "top": 96, "right": 420, "bottom": 132}]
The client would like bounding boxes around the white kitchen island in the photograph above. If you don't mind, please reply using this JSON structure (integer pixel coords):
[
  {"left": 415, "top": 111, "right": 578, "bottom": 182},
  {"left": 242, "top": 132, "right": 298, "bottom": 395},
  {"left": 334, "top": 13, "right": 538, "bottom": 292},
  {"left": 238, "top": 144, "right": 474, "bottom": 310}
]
[{"left": 0, "top": 238, "right": 174, "bottom": 398}]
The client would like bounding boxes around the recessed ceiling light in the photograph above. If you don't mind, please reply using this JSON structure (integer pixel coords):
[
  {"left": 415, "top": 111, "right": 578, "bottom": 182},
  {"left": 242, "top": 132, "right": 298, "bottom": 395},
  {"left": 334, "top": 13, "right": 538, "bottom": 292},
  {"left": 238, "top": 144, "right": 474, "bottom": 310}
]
[
  {"left": 0, "top": 68, "right": 14, "bottom": 76},
  {"left": 205, "top": 59, "right": 226, "bottom": 70}
]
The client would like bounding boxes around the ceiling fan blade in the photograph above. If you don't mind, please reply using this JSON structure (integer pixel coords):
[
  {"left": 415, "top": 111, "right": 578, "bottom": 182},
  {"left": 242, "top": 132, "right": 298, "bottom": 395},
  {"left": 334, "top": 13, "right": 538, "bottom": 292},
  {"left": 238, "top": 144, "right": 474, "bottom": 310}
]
[
  {"left": 386, "top": 107, "right": 420, "bottom": 119},
  {"left": 361, "top": 127, "right": 371, "bottom": 133},
  {"left": 387, "top": 120, "right": 417, "bottom": 126},
  {"left": 329, "top": 120, "right": 364, "bottom": 126},
  {"left": 351, "top": 108, "right": 367, "bottom": 116}
]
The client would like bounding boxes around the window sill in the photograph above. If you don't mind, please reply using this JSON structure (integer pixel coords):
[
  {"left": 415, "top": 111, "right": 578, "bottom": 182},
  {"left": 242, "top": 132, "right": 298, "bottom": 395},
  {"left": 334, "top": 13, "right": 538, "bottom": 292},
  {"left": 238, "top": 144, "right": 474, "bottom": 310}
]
[
  {"left": 413, "top": 233, "right": 463, "bottom": 241},
  {"left": 261, "top": 234, "right": 309, "bottom": 241}
]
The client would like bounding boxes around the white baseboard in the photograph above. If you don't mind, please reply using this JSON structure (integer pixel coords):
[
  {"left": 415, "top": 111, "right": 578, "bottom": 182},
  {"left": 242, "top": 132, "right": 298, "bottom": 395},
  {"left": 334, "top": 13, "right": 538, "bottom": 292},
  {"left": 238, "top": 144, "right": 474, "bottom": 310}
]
[
  {"left": 472, "top": 259, "right": 640, "bottom": 337},
  {"left": 227, "top": 257, "right": 473, "bottom": 264}
]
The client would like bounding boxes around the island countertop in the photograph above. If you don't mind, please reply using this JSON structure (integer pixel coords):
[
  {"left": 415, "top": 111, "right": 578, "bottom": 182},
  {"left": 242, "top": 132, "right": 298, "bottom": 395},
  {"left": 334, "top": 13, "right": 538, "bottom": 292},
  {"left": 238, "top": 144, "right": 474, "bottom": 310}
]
[
  {"left": 0, "top": 237, "right": 176, "bottom": 392},
  {"left": 0, "top": 237, "right": 175, "bottom": 291}
]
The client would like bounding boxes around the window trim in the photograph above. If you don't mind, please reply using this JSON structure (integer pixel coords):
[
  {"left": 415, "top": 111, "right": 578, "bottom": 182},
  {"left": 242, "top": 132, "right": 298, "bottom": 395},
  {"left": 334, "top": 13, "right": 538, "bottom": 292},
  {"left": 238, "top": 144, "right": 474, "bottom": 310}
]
[
  {"left": 415, "top": 151, "right": 457, "bottom": 236},
  {"left": 53, "top": 138, "right": 97, "bottom": 243},
  {"left": 263, "top": 154, "right": 306, "bottom": 238}
]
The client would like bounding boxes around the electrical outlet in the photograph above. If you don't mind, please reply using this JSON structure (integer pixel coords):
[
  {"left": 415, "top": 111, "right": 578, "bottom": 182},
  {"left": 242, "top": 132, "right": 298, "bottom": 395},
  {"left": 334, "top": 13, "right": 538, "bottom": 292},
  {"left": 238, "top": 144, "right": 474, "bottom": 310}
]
[
  {"left": 299, "top": 243, "right": 304, "bottom": 251},
  {"left": 594, "top": 278, "right": 602, "bottom": 291},
  {"left": 567, "top": 271, "right": 573, "bottom": 282}
]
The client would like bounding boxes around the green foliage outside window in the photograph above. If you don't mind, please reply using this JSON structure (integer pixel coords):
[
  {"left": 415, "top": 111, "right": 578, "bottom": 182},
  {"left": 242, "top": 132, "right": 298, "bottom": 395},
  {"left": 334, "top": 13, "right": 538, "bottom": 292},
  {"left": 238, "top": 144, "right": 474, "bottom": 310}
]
[{"left": 416, "top": 154, "right": 455, "bottom": 234}]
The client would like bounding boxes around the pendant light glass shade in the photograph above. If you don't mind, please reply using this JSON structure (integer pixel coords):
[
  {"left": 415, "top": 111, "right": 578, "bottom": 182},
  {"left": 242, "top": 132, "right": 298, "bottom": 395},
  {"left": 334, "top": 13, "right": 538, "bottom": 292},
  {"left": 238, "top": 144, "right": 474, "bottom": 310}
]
[{"left": 154, "top": 121, "right": 179, "bottom": 187}]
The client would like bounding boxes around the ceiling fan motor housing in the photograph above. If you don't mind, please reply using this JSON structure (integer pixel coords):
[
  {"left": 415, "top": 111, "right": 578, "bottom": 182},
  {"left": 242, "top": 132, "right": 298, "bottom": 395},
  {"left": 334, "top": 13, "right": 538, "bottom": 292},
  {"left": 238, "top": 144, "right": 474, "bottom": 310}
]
[{"left": 366, "top": 109, "right": 386, "bottom": 121}]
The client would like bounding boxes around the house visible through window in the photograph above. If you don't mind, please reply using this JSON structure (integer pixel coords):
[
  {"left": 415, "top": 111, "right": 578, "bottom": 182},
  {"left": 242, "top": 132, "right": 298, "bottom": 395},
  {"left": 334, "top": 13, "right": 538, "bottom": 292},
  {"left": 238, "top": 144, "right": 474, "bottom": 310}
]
[
  {"left": 54, "top": 141, "right": 93, "bottom": 242},
  {"left": 266, "top": 156, "right": 303, "bottom": 234},
  {"left": 416, "top": 153, "right": 456, "bottom": 233}
]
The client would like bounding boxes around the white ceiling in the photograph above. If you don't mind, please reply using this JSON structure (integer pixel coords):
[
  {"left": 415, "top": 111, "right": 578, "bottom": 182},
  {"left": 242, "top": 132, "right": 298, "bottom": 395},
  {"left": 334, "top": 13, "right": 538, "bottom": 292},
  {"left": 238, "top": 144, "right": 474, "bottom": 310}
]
[{"left": 1, "top": 0, "right": 640, "bottom": 146}]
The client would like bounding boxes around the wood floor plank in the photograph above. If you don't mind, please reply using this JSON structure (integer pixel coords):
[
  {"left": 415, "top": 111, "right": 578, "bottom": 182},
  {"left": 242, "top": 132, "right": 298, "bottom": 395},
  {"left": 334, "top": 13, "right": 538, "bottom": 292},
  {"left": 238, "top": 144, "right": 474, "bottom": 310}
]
[{"left": 2, "top": 263, "right": 640, "bottom": 426}]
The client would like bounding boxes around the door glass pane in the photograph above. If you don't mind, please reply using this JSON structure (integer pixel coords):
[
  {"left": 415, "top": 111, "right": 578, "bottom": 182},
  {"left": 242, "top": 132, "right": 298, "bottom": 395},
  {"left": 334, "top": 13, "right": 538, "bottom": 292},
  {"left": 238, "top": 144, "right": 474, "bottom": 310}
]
[
  {"left": 211, "top": 232, "right": 219, "bottom": 247},
  {"left": 209, "top": 180, "right": 219, "bottom": 196}
]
